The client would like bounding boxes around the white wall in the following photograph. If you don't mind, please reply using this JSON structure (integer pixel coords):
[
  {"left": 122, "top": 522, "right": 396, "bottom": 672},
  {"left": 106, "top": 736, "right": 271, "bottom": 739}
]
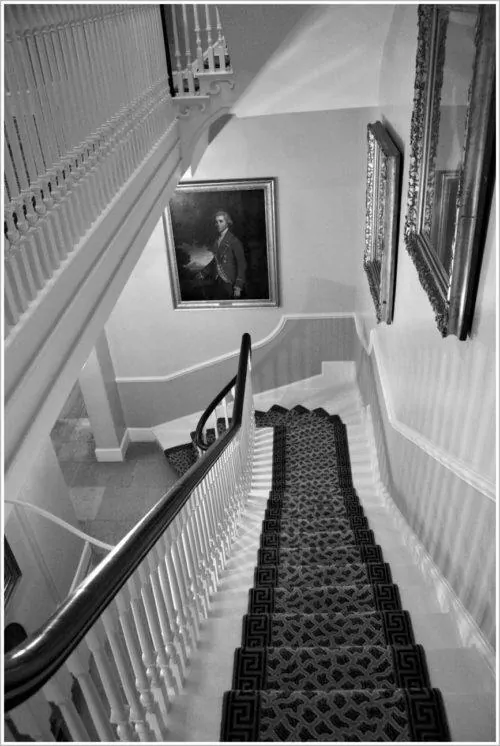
[
  {"left": 356, "top": 3, "right": 496, "bottom": 485},
  {"left": 5, "top": 437, "right": 82, "bottom": 633},
  {"left": 355, "top": 4, "right": 496, "bottom": 647},
  {"left": 106, "top": 107, "right": 375, "bottom": 380}
]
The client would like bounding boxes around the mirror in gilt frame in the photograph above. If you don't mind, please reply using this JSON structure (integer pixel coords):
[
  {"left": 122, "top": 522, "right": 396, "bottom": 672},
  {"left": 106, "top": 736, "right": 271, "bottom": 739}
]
[
  {"left": 364, "top": 122, "right": 401, "bottom": 324},
  {"left": 405, "top": 5, "right": 495, "bottom": 339}
]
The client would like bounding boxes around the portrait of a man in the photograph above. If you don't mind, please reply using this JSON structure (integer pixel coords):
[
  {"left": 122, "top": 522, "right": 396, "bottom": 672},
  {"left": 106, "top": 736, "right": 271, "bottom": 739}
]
[{"left": 164, "top": 178, "right": 279, "bottom": 308}]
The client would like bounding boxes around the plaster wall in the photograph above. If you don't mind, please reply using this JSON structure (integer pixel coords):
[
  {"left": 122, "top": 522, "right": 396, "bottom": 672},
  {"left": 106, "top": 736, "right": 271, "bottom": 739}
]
[
  {"left": 5, "top": 438, "right": 82, "bottom": 632},
  {"left": 355, "top": 5, "right": 496, "bottom": 646},
  {"left": 106, "top": 107, "right": 376, "bottom": 388}
]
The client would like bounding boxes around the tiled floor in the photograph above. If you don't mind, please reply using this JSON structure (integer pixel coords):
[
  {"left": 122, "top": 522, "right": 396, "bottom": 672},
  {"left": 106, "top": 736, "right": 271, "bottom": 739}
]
[{"left": 50, "top": 384, "right": 179, "bottom": 550}]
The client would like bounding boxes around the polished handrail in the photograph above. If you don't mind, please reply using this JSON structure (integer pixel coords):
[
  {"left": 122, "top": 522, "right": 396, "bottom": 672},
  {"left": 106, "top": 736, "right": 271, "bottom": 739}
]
[
  {"left": 4, "top": 333, "right": 252, "bottom": 712},
  {"left": 194, "top": 375, "right": 236, "bottom": 451}
]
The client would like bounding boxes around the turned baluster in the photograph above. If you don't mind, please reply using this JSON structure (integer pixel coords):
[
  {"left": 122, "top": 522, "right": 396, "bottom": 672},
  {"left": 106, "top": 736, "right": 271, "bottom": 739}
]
[
  {"left": 204, "top": 5, "right": 215, "bottom": 71},
  {"left": 198, "top": 477, "right": 220, "bottom": 591},
  {"left": 215, "top": 6, "right": 226, "bottom": 69},
  {"left": 115, "top": 586, "right": 168, "bottom": 740},
  {"left": 85, "top": 622, "right": 134, "bottom": 742},
  {"left": 127, "top": 570, "right": 170, "bottom": 722},
  {"left": 180, "top": 504, "right": 206, "bottom": 624},
  {"left": 193, "top": 5, "right": 203, "bottom": 71},
  {"left": 150, "top": 543, "right": 188, "bottom": 686},
  {"left": 137, "top": 561, "right": 179, "bottom": 702},
  {"left": 180, "top": 5, "right": 195, "bottom": 95},
  {"left": 162, "top": 526, "right": 195, "bottom": 657},
  {"left": 205, "top": 468, "right": 226, "bottom": 574},
  {"left": 188, "top": 489, "right": 211, "bottom": 616},
  {"left": 101, "top": 604, "right": 154, "bottom": 742},
  {"left": 170, "top": 6, "right": 183, "bottom": 94},
  {"left": 65, "top": 644, "right": 116, "bottom": 741}
]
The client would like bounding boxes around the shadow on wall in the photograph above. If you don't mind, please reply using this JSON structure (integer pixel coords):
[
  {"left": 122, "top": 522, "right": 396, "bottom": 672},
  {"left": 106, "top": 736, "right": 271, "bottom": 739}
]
[{"left": 252, "top": 314, "right": 357, "bottom": 394}]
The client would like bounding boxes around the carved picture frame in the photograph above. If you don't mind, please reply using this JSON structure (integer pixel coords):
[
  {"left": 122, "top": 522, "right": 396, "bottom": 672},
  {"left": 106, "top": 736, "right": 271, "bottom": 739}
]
[
  {"left": 164, "top": 178, "right": 279, "bottom": 309},
  {"left": 364, "top": 121, "right": 401, "bottom": 324},
  {"left": 404, "top": 5, "right": 496, "bottom": 339}
]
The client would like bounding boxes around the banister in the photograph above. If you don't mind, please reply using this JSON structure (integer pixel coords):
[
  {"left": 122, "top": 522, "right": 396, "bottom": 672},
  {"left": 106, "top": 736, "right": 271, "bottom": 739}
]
[
  {"left": 4, "top": 332, "right": 252, "bottom": 712},
  {"left": 194, "top": 375, "right": 237, "bottom": 451}
]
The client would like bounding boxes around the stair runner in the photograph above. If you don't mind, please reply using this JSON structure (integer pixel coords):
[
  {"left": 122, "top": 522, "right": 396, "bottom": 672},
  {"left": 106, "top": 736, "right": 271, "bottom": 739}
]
[
  {"left": 220, "top": 405, "right": 451, "bottom": 742},
  {"left": 163, "top": 418, "right": 228, "bottom": 478}
]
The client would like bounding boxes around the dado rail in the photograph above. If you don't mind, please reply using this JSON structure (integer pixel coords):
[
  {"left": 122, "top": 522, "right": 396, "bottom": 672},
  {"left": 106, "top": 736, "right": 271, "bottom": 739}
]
[{"left": 5, "top": 334, "right": 255, "bottom": 741}]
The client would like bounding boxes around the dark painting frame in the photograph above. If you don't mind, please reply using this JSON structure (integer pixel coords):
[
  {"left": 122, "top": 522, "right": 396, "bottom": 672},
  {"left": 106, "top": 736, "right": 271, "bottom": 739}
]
[{"left": 164, "top": 178, "right": 279, "bottom": 308}]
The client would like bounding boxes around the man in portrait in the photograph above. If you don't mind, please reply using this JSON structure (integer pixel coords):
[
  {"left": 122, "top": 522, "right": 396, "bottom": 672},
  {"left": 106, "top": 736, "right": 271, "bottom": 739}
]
[{"left": 197, "top": 210, "right": 246, "bottom": 299}]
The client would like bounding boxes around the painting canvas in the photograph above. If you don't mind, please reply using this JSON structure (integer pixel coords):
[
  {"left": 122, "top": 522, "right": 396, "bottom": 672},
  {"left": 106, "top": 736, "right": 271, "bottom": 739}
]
[{"left": 164, "top": 178, "right": 279, "bottom": 308}]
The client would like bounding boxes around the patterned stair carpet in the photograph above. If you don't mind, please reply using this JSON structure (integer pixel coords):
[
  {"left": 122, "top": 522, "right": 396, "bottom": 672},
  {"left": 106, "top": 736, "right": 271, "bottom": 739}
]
[
  {"left": 220, "top": 406, "right": 451, "bottom": 742},
  {"left": 164, "top": 418, "right": 230, "bottom": 478}
]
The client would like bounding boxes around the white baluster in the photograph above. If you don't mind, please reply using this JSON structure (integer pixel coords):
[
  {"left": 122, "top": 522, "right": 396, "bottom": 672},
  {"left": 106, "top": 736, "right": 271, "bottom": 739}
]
[
  {"left": 101, "top": 604, "right": 154, "bottom": 742},
  {"left": 146, "top": 551, "right": 186, "bottom": 690},
  {"left": 193, "top": 5, "right": 203, "bottom": 70},
  {"left": 215, "top": 6, "right": 225, "bottom": 69},
  {"left": 180, "top": 506, "right": 206, "bottom": 624},
  {"left": 198, "top": 477, "right": 220, "bottom": 591},
  {"left": 160, "top": 528, "right": 193, "bottom": 657},
  {"left": 42, "top": 669, "right": 92, "bottom": 742},
  {"left": 65, "top": 644, "right": 117, "bottom": 741},
  {"left": 115, "top": 586, "right": 168, "bottom": 741},
  {"left": 188, "top": 489, "right": 211, "bottom": 616},
  {"left": 223, "top": 395, "right": 230, "bottom": 429},
  {"left": 127, "top": 570, "right": 170, "bottom": 724},
  {"left": 204, "top": 5, "right": 215, "bottom": 71},
  {"left": 181, "top": 5, "right": 195, "bottom": 95},
  {"left": 170, "top": 6, "right": 183, "bottom": 94},
  {"left": 85, "top": 623, "right": 134, "bottom": 742},
  {"left": 137, "top": 561, "right": 179, "bottom": 702}
]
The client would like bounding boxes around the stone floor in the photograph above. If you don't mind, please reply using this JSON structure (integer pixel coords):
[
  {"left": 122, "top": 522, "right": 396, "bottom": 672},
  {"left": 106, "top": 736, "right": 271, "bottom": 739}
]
[{"left": 50, "top": 384, "right": 179, "bottom": 551}]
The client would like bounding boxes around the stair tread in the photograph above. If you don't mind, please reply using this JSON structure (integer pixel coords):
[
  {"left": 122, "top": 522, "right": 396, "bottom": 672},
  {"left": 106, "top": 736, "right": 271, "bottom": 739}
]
[
  {"left": 221, "top": 688, "right": 451, "bottom": 741},
  {"left": 221, "top": 405, "right": 473, "bottom": 742}
]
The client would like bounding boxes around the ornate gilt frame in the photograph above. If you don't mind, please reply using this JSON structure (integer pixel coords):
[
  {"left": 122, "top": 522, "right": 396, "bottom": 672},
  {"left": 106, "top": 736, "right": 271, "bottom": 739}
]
[
  {"left": 364, "top": 122, "right": 401, "bottom": 324},
  {"left": 405, "top": 5, "right": 496, "bottom": 339},
  {"left": 164, "top": 178, "right": 279, "bottom": 309}
]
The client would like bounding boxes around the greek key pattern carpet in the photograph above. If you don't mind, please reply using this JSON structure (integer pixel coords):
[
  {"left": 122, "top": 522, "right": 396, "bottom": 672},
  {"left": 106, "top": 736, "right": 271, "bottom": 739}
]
[{"left": 220, "top": 406, "right": 451, "bottom": 741}]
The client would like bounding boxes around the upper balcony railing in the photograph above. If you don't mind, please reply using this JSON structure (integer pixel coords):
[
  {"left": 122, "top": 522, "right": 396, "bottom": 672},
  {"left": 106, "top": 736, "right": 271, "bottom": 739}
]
[
  {"left": 167, "top": 4, "right": 232, "bottom": 98},
  {"left": 3, "top": 5, "right": 234, "bottom": 342},
  {"left": 3, "top": 4, "right": 172, "bottom": 337},
  {"left": 5, "top": 334, "right": 255, "bottom": 742}
]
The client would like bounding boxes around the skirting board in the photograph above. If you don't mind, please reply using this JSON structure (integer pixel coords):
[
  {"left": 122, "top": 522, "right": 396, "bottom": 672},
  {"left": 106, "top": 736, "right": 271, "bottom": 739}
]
[
  {"left": 95, "top": 430, "right": 131, "bottom": 462},
  {"left": 363, "top": 405, "right": 495, "bottom": 676}
]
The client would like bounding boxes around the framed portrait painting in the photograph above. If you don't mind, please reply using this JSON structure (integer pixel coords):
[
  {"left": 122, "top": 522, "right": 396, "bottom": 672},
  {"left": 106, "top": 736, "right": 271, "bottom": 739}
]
[{"left": 164, "top": 178, "right": 279, "bottom": 308}]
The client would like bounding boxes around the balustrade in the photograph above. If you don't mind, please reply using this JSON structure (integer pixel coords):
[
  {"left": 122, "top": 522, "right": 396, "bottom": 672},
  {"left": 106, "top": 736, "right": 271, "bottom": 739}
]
[
  {"left": 3, "top": 4, "right": 171, "bottom": 338},
  {"left": 5, "top": 336, "right": 255, "bottom": 741},
  {"left": 169, "top": 4, "right": 231, "bottom": 96}
]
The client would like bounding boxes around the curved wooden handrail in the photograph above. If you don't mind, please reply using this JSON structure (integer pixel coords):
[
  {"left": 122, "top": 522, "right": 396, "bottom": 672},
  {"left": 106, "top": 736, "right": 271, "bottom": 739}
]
[
  {"left": 4, "top": 333, "right": 252, "bottom": 712},
  {"left": 193, "top": 375, "right": 236, "bottom": 451}
]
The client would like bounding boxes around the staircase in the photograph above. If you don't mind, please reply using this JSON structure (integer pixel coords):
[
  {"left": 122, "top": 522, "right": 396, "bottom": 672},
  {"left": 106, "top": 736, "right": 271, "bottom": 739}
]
[{"left": 161, "top": 367, "right": 495, "bottom": 742}]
